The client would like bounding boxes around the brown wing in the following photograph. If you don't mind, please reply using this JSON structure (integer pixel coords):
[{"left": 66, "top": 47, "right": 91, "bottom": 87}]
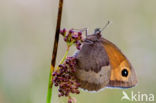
[
  {"left": 74, "top": 38, "right": 111, "bottom": 91},
  {"left": 102, "top": 38, "right": 137, "bottom": 88}
]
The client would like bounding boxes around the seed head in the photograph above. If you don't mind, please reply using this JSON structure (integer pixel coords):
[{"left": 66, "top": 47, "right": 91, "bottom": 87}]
[
  {"left": 53, "top": 56, "right": 80, "bottom": 97},
  {"left": 60, "top": 28, "right": 83, "bottom": 49}
]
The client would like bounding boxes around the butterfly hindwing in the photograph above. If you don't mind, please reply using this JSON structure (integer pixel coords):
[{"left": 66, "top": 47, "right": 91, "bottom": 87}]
[{"left": 102, "top": 38, "right": 137, "bottom": 88}]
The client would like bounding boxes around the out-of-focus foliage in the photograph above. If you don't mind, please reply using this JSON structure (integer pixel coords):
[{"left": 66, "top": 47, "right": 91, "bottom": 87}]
[{"left": 0, "top": 0, "right": 156, "bottom": 103}]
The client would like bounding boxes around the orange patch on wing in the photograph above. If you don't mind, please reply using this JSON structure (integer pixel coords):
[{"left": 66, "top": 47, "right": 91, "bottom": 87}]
[{"left": 102, "top": 38, "right": 131, "bottom": 81}]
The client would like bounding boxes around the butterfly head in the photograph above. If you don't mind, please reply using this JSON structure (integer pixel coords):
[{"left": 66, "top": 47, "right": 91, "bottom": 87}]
[{"left": 83, "top": 28, "right": 102, "bottom": 44}]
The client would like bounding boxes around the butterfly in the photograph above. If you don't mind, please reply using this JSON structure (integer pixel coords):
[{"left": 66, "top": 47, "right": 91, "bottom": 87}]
[{"left": 73, "top": 25, "right": 137, "bottom": 91}]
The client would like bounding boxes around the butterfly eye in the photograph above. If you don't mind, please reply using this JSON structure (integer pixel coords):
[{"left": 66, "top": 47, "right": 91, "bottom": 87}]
[{"left": 121, "top": 68, "right": 128, "bottom": 77}]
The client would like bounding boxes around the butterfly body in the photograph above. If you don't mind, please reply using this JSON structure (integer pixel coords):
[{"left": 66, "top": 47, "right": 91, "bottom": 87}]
[{"left": 74, "top": 30, "right": 137, "bottom": 91}]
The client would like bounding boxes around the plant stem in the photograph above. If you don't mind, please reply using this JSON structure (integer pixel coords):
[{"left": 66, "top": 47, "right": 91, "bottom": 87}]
[
  {"left": 46, "top": 65, "right": 54, "bottom": 103},
  {"left": 46, "top": 0, "right": 64, "bottom": 103},
  {"left": 56, "top": 46, "right": 70, "bottom": 70}
]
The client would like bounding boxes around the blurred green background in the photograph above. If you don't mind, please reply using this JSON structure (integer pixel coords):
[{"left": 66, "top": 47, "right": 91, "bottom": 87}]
[{"left": 0, "top": 0, "right": 156, "bottom": 103}]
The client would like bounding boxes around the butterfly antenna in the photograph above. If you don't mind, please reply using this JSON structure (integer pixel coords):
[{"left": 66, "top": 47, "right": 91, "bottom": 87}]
[{"left": 100, "top": 21, "right": 111, "bottom": 32}]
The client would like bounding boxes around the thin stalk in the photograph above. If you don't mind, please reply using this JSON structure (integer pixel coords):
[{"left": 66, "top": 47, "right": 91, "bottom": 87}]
[
  {"left": 56, "top": 46, "right": 70, "bottom": 70},
  {"left": 46, "top": 66, "right": 54, "bottom": 103},
  {"left": 46, "top": 0, "right": 64, "bottom": 103}
]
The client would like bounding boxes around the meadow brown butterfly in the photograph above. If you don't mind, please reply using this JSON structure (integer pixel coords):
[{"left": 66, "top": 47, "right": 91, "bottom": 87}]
[{"left": 73, "top": 25, "right": 137, "bottom": 91}]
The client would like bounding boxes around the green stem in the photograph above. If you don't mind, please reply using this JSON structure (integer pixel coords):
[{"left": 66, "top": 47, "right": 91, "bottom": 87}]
[
  {"left": 57, "top": 46, "right": 70, "bottom": 70},
  {"left": 46, "top": 67, "right": 53, "bottom": 103}
]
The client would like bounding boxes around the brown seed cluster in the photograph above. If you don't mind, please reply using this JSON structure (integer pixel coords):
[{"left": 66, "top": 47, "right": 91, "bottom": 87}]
[
  {"left": 60, "top": 28, "right": 83, "bottom": 50},
  {"left": 53, "top": 57, "right": 80, "bottom": 97}
]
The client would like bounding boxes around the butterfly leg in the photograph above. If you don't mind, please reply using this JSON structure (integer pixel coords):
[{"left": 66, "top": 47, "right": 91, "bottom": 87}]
[{"left": 71, "top": 28, "right": 88, "bottom": 36}]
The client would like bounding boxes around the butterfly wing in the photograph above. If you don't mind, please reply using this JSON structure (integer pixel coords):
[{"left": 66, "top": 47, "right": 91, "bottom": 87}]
[
  {"left": 102, "top": 38, "right": 137, "bottom": 88},
  {"left": 74, "top": 37, "right": 111, "bottom": 91}
]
